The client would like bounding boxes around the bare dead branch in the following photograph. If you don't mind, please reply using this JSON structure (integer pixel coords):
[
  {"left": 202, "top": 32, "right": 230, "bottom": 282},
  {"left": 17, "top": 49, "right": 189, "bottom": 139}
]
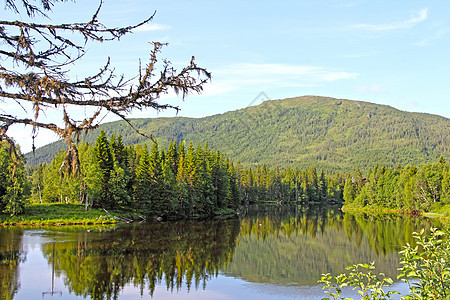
[{"left": 1, "top": 0, "right": 211, "bottom": 176}]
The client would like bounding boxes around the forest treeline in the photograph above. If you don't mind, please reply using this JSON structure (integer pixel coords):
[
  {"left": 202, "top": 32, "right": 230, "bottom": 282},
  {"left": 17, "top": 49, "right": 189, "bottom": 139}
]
[
  {"left": 2, "top": 131, "right": 344, "bottom": 218},
  {"left": 343, "top": 157, "right": 450, "bottom": 212},
  {"left": 2, "top": 130, "right": 450, "bottom": 218}
]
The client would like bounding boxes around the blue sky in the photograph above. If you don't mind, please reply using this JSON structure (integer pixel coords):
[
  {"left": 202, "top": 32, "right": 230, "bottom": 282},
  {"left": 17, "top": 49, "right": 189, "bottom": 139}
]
[{"left": 4, "top": 0, "right": 450, "bottom": 151}]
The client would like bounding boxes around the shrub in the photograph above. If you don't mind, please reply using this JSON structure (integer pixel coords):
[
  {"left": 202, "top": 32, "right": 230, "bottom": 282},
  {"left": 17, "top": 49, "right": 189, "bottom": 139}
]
[{"left": 319, "top": 227, "right": 449, "bottom": 299}]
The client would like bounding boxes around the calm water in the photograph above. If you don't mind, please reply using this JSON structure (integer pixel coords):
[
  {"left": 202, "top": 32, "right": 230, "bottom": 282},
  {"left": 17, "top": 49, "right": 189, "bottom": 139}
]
[{"left": 0, "top": 206, "right": 441, "bottom": 300}]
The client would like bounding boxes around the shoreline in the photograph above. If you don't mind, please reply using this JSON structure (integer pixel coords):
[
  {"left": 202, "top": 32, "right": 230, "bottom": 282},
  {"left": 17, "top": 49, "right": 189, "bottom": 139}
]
[
  {"left": 341, "top": 205, "right": 450, "bottom": 220},
  {"left": 0, "top": 203, "right": 237, "bottom": 226}
]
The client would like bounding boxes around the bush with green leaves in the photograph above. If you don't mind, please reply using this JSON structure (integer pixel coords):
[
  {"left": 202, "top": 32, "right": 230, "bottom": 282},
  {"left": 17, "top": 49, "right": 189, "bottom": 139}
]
[
  {"left": 319, "top": 262, "right": 398, "bottom": 300},
  {"left": 398, "top": 227, "right": 450, "bottom": 299},
  {"left": 319, "top": 227, "right": 449, "bottom": 299}
]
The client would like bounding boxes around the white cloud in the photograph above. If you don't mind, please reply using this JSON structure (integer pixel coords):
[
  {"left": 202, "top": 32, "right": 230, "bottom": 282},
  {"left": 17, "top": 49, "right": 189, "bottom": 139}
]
[
  {"left": 415, "top": 27, "right": 450, "bottom": 47},
  {"left": 351, "top": 8, "right": 428, "bottom": 31},
  {"left": 133, "top": 23, "right": 171, "bottom": 32}
]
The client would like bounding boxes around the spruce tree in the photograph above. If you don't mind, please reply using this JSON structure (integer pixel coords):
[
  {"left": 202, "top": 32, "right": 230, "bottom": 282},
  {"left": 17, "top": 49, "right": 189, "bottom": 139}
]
[
  {"left": 167, "top": 141, "right": 179, "bottom": 177},
  {"left": 111, "top": 134, "right": 127, "bottom": 166},
  {"left": 343, "top": 173, "right": 356, "bottom": 205},
  {"left": 319, "top": 169, "right": 328, "bottom": 203},
  {"left": 176, "top": 145, "right": 189, "bottom": 217},
  {"left": 149, "top": 142, "right": 165, "bottom": 217},
  {"left": 93, "top": 130, "right": 114, "bottom": 208},
  {"left": 133, "top": 144, "right": 152, "bottom": 213},
  {"left": 227, "top": 161, "right": 240, "bottom": 209},
  {"left": 161, "top": 155, "right": 178, "bottom": 217},
  {"left": 194, "top": 144, "right": 214, "bottom": 216}
]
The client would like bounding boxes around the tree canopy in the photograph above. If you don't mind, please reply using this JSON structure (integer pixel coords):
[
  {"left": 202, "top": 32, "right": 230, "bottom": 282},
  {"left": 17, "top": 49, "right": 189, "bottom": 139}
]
[{"left": 0, "top": 0, "right": 210, "bottom": 173}]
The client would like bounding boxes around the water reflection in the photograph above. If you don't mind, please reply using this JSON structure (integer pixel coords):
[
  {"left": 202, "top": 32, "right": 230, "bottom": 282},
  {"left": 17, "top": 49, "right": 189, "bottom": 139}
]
[
  {"left": 0, "top": 227, "right": 24, "bottom": 300},
  {"left": 226, "top": 206, "right": 438, "bottom": 286},
  {"left": 41, "top": 220, "right": 240, "bottom": 299},
  {"left": 0, "top": 207, "right": 442, "bottom": 299}
]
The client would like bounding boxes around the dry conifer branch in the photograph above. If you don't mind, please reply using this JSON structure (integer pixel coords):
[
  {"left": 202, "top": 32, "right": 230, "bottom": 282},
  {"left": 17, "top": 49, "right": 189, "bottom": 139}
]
[{"left": 0, "top": 0, "right": 211, "bottom": 175}]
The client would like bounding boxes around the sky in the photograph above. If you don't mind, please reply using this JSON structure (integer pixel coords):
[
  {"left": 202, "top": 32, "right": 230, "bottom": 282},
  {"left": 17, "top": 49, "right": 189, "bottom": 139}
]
[{"left": 3, "top": 0, "right": 450, "bottom": 152}]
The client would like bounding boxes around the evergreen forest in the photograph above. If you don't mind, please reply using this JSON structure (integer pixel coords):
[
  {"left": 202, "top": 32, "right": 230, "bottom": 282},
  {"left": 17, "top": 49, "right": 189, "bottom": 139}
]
[{"left": 21, "top": 130, "right": 344, "bottom": 219}]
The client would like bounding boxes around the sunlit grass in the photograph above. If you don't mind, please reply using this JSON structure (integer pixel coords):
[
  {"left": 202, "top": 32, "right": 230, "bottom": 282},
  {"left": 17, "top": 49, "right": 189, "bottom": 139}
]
[{"left": 0, "top": 203, "right": 118, "bottom": 226}]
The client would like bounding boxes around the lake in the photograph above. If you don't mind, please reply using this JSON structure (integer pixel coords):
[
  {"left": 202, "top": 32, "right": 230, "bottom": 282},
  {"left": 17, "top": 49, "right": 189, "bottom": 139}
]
[{"left": 0, "top": 206, "right": 441, "bottom": 300}]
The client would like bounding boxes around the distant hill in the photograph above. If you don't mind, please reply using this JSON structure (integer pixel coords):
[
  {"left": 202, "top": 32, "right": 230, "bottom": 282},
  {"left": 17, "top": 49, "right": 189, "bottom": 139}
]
[{"left": 25, "top": 96, "right": 450, "bottom": 173}]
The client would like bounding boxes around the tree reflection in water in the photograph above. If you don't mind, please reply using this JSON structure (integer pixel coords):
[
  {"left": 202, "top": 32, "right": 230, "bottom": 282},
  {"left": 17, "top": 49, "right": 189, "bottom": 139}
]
[
  {"left": 1, "top": 206, "right": 441, "bottom": 300},
  {"left": 225, "top": 205, "right": 439, "bottom": 285},
  {"left": 0, "top": 227, "right": 24, "bottom": 300},
  {"left": 40, "top": 220, "right": 240, "bottom": 299}
]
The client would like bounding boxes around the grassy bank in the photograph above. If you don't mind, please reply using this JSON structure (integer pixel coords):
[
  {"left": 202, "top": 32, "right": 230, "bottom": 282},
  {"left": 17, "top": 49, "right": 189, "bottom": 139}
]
[
  {"left": 0, "top": 203, "right": 238, "bottom": 226},
  {"left": 0, "top": 203, "right": 122, "bottom": 226},
  {"left": 342, "top": 204, "right": 450, "bottom": 219}
]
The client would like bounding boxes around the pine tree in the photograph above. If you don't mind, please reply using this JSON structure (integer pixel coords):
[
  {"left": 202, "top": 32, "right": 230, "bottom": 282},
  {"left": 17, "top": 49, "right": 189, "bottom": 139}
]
[
  {"left": 133, "top": 144, "right": 152, "bottom": 213},
  {"left": 176, "top": 145, "right": 189, "bottom": 217},
  {"left": 318, "top": 169, "right": 328, "bottom": 203},
  {"left": 193, "top": 144, "right": 214, "bottom": 216},
  {"left": 343, "top": 173, "right": 356, "bottom": 205},
  {"left": 93, "top": 130, "right": 114, "bottom": 208},
  {"left": 167, "top": 141, "right": 179, "bottom": 177},
  {"left": 308, "top": 166, "right": 319, "bottom": 202},
  {"left": 106, "top": 134, "right": 131, "bottom": 208},
  {"left": 111, "top": 134, "right": 127, "bottom": 166},
  {"left": 161, "top": 155, "right": 178, "bottom": 217},
  {"left": 300, "top": 169, "right": 311, "bottom": 204},
  {"left": 210, "top": 151, "right": 228, "bottom": 209},
  {"left": 149, "top": 142, "right": 165, "bottom": 217},
  {"left": 227, "top": 161, "right": 240, "bottom": 209}
]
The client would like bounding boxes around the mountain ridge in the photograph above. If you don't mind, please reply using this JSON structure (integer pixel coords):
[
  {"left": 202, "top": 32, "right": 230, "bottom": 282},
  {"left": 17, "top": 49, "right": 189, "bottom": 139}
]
[{"left": 25, "top": 95, "right": 450, "bottom": 173}]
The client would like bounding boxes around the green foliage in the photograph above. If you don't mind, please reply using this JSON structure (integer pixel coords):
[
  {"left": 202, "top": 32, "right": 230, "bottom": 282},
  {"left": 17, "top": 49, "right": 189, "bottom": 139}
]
[
  {"left": 22, "top": 134, "right": 450, "bottom": 220},
  {"left": 227, "top": 208, "right": 426, "bottom": 286},
  {"left": 93, "top": 129, "right": 114, "bottom": 208},
  {"left": 344, "top": 173, "right": 356, "bottom": 204},
  {"left": 38, "top": 220, "right": 240, "bottom": 298},
  {"left": 0, "top": 203, "right": 117, "bottom": 225},
  {"left": 25, "top": 96, "right": 450, "bottom": 174},
  {"left": 233, "top": 206, "right": 444, "bottom": 288},
  {"left": 0, "top": 142, "right": 27, "bottom": 215},
  {"left": 320, "top": 262, "right": 398, "bottom": 299},
  {"left": 27, "top": 131, "right": 346, "bottom": 220},
  {"left": 133, "top": 144, "right": 152, "bottom": 211},
  {"left": 319, "top": 227, "right": 450, "bottom": 299},
  {"left": 345, "top": 159, "right": 450, "bottom": 213},
  {"left": 398, "top": 228, "right": 450, "bottom": 299},
  {"left": 0, "top": 227, "right": 23, "bottom": 300}
]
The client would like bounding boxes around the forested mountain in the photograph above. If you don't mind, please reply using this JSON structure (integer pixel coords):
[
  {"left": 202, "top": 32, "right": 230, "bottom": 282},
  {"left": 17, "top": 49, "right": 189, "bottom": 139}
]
[{"left": 26, "top": 96, "right": 450, "bottom": 173}]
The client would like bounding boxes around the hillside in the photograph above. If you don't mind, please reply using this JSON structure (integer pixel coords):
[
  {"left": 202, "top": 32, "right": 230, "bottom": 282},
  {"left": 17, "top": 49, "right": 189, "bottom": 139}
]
[{"left": 25, "top": 96, "right": 450, "bottom": 173}]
